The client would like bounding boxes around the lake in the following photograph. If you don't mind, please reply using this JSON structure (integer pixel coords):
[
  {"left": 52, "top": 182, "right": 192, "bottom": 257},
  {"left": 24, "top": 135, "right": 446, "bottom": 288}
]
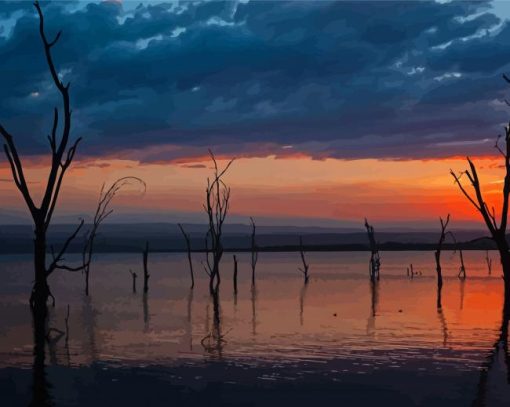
[{"left": 0, "top": 250, "right": 509, "bottom": 406}]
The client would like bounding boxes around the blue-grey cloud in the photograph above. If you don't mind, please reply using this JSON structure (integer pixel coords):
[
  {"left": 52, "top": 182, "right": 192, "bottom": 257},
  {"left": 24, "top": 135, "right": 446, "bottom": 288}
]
[{"left": 0, "top": 0, "right": 509, "bottom": 161}]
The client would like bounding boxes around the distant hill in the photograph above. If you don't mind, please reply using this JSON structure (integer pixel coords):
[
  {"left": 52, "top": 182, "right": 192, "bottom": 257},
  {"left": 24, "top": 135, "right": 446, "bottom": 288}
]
[{"left": 0, "top": 223, "right": 496, "bottom": 254}]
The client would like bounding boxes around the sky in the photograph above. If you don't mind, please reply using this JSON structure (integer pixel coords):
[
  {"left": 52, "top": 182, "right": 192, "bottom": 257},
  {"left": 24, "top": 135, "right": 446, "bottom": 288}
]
[{"left": 1, "top": 0, "right": 510, "bottom": 228}]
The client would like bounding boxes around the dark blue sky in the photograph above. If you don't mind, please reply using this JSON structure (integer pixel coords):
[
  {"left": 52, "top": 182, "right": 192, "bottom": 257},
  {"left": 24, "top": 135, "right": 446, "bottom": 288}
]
[{"left": 1, "top": 0, "right": 510, "bottom": 161}]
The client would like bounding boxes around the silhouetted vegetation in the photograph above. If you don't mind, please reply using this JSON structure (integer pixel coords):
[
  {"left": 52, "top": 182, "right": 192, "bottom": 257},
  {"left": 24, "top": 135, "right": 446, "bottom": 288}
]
[
  {"left": 250, "top": 217, "right": 258, "bottom": 285},
  {"left": 451, "top": 91, "right": 510, "bottom": 298},
  {"left": 129, "top": 269, "right": 137, "bottom": 294},
  {"left": 83, "top": 177, "right": 145, "bottom": 296},
  {"left": 203, "top": 150, "right": 235, "bottom": 294},
  {"left": 178, "top": 223, "right": 195, "bottom": 289},
  {"left": 0, "top": 1, "right": 83, "bottom": 310},
  {"left": 142, "top": 241, "right": 150, "bottom": 293},
  {"left": 435, "top": 215, "right": 450, "bottom": 309},
  {"left": 298, "top": 236, "right": 310, "bottom": 284},
  {"left": 364, "top": 219, "right": 380, "bottom": 281}
]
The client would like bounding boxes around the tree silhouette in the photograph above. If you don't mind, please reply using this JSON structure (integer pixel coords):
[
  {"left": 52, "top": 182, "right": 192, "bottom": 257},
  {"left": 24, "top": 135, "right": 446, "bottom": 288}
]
[
  {"left": 178, "top": 223, "right": 195, "bottom": 289},
  {"left": 0, "top": 2, "right": 83, "bottom": 310},
  {"left": 364, "top": 218, "right": 380, "bottom": 281},
  {"left": 298, "top": 236, "right": 310, "bottom": 284},
  {"left": 82, "top": 176, "right": 145, "bottom": 296},
  {"left": 250, "top": 217, "right": 258, "bottom": 286},
  {"left": 435, "top": 214, "right": 450, "bottom": 309},
  {"left": 451, "top": 84, "right": 510, "bottom": 297},
  {"left": 203, "top": 150, "right": 235, "bottom": 294}
]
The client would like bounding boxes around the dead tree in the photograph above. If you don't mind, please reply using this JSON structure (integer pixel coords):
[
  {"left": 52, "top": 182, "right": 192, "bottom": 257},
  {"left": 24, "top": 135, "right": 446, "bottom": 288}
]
[
  {"left": 142, "top": 241, "right": 150, "bottom": 293},
  {"left": 129, "top": 270, "right": 137, "bottom": 294},
  {"left": 458, "top": 248, "right": 467, "bottom": 280},
  {"left": 0, "top": 2, "right": 84, "bottom": 310},
  {"left": 435, "top": 214, "right": 450, "bottom": 308},
  {"left": 298, "top": 236, "right": 310, "bottom": 284},
  {"left": 203, "top": 150, "right": 235, "bottom": 294},
  {"left": 82, "top": 177, "right": 145, "bottom": 296},
  {"left": 364, "top": 219, "right": 380, "bottom": 281},
  {"left": 178, "top": 223, "right": 194, "bottom": 289},
  {"left": 451, "top": 85, "right": 510, "bottom": 297},
  {"left": 250, "top": 217, "right": 258, "bottom": 285},
  {"left": 486, "top": 250, "right": 493, "bottom": 276},
  {"left": 233, "top": 254, "right": 238, "bottom": 294}
]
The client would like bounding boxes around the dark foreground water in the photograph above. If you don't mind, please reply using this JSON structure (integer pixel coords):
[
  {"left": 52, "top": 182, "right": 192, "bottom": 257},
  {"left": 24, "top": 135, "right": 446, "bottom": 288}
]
[{"left": 0, "top": 251, "right": 509, "bottom": 406}]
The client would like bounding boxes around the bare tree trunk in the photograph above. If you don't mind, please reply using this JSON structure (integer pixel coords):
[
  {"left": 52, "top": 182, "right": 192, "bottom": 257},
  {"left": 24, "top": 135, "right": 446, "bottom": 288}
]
[
  {"left": 434, "top": 215, "right": 450, "bottom": 309},
  {"left": 458, "top": 248, "right": 467, "bottom": 280},
  {"left": 31, "top": 223, "right": 51, "bottom": 310},
  {"left": 233, "top": 254, "right": 238, "bottom": 293},
  {"left": 143, "top": 241, "right": 149, "bottom": 293},
  {"left": 364, "top": 219, "right": 380, "bottom": 281},
  {"left": 298, "top": 236, "right": 310, "bottom": 284},
  {"left": 178, "top": 224, "right": 194, "bottom": 289},
  {"left": 250, "top": 217, "right": 258, "bottom": 285}
]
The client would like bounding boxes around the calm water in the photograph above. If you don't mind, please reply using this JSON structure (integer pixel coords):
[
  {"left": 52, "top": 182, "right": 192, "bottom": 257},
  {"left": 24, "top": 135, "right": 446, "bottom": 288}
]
[{"left": 0, "top": 250, "right": 509, "bottom": 406}]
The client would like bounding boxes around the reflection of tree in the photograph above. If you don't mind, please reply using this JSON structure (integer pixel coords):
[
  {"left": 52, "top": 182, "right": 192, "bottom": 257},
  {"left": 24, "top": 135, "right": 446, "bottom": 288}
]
[
  {"left": 299, "top": 283, "right": 308, "bottom": 327},
  {"left": 186, "top": 288, "right": 193, "bottom": 351},
  {"left": 81, "top": 294, "right": 98, "bottom": 363},
  {"left": 366, "top": 280, "right": 379, "bottom": 335},
  {"left": 459, "top": 279, "right": 465, "bottom": 311},
  {"left": 437, "top": 306, "right": 449, "bottom": 348},
  {"left": 201, "top": 290, "right": 225, "bottom": 358},
  {"left": 473, "top": 298, "right": 510, "bottom": 406},
  {"left": 142, "top": 292, "right": 150, "bottom": 332},
  {"left": 29, "top": 305, "right": 53, "bottom": 407},
  {"left": 251, "top": 284, "right": 257, "bottom": 336}
]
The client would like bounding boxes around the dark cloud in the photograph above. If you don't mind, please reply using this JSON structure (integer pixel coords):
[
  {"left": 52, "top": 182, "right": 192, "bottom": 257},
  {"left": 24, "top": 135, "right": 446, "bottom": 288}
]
[{"left": 0, "top": 0, "right": 508, "bottom": 161}]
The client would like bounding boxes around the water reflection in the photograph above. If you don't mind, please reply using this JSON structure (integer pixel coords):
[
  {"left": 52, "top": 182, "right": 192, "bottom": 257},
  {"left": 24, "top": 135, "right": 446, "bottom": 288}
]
[
  {"left": 251, "top": 284, "right": 257, "bottom": 336},
  {"left": 81, "top": 294, "right": 98, "bottom": 363},
  {"left": 367, "top": 280, "right": 379, "bottom": 335},
  {"left": 29, "top": 306, "right": 53, "bottom": 407},
  {"left": 299, "top": 283, "right": 308, "bottom": 326},
  {"left": 186, "top": 288, "right": 193, "bottom": 350},
  {"left": 473, "top": 299, "right": 510, "bottom": 405},
  {"left": 201, "top": 289, "right": 224, "bottom": 358},
  {"left": 142, "top": 292, "right": 150, "bottom": 332}
]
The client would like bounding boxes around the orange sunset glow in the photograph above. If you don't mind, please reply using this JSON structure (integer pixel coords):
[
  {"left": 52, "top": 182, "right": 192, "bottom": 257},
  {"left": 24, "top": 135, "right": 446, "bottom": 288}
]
[{"left": 0, "top": 153, "right": 506, "bottom": 227}]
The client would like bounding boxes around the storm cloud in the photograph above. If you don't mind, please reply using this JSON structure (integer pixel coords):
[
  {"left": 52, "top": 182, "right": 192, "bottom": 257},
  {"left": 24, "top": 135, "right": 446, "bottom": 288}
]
[{"left": 1, "top": 0, "right": 509, "bottom": 160}]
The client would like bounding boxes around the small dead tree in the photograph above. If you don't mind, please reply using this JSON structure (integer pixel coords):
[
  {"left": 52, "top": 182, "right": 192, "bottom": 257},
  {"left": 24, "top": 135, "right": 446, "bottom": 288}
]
[
  {"left": 298, "top": 236, "right": 310, "bottom": 284},
  {"left": 82, "top": 177, "right": 145, "bottom": 296},
  {"left": 486, "top": 250, "right": 493, "bottom": 276},
  {"left": 250, "top": 217, "right": 258, "bottom": 285},
  {"left": 142, "top": 241, "right": 150, "bottom": 293},
  {"left": 129, "top": 270, "right": 137, "bottom": 293},
  {"left": 178, "top": 224, "right": 194, "bottom": 289},
  {"left": 364, "top": 219, "right": 380, "bottom": 281},
  {"left": 0, "top": 2, "right": 84, "bottom": 310},
  {"left": 435, "top": 214, "right": 450, "bottom": 308},
  {"left": 451, "top": 87, "right": 510, "bottom": 296},
  {"left": 203, "top": 150, "right": 235, "bottom": 294},
  {"left": 233, "top": 254, "right": 238, "bottom": 293},
  {"left": 458, "top": 248, "right": 467, "bottom": 280}
]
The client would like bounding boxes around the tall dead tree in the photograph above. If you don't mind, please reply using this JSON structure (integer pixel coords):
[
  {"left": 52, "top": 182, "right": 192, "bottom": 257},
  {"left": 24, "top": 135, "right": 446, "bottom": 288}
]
[
  {"left": 451, "top": 84, "right": 510, "bottom": 297},
  {"left": 298, "top": 236, "right": 310, "bottom": 284},
  {"left": 0, "top": 2, "right": 83, "bottom": 310},
  {"left": 203, "top": 150, "right": 235, "bottom": 294},
  {"left": 250, "top": 217, "right": 258, "bottom": 285},
  {"left": 435, "top": 214, "right": 450, "bottom": 308},
  {"left": 82, "top": 177, "right": 145, "bottom": 296},
  {"left": 142, "top": 241, "right": 150, "bottom": 293},
  {"left": 364, "top": 219, "right": 380, "bottom": 281},
  {"left": 178, "top": 223, "right": 194, "bottom": 289}
]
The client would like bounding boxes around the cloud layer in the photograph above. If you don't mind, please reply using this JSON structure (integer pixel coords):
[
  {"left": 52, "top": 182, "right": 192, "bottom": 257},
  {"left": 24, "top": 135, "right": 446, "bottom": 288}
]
[{"left": 1, "top": 0, "right": 510, "bottom": 160}]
